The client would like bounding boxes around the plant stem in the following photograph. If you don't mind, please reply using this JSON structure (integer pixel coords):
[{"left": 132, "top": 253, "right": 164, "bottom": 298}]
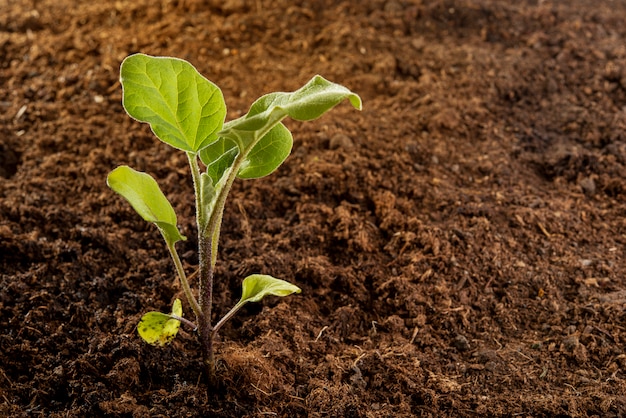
[
  {"left": 197, "top": 233, "right": 216, "bottom": 380},
  {"left": 187, "top": 144, "right": 255, "bottom": 381},
  {"left": 188, "top": 152, "right": 217, "bottom": 379},
  {"left": 187, "top": 153, "right": 211, "bottom": 318},
  {"left": 205, "top": 150, "right": 247, "bottom": 268},
  {"left": 198, "top": 314, "right": 216, "bottom": 380},
  {"left": 168, "top": 314, "right": 197, "bottom": 331},
  {"left": 211, "top": 301, "right": 246, "bottom": 339},
  {"left": 187, "top": 152, "right": 206, "bottom": 229},
  {"left": 165, "top": 241, "right": 202, "bottom": 320}
]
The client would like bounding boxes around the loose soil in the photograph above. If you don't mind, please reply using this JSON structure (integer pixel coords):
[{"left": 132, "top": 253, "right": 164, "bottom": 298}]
[{"left": 2, "top": 0, "right": 626, "bottom": 416}]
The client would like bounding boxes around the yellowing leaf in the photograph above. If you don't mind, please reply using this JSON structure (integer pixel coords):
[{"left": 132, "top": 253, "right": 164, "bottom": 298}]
[{"left": 137, "top": 299, "right": 183, "bottom": 346}]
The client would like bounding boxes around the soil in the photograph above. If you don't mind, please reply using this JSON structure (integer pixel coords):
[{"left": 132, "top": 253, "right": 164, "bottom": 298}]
[{"left": 2, "top": 0, "right": 626, "bottom": 416}]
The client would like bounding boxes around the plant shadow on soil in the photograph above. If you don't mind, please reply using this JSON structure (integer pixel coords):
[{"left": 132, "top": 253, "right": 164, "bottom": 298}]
[{"left": 1, "top": 0, "right": 626, "bottom": 416}]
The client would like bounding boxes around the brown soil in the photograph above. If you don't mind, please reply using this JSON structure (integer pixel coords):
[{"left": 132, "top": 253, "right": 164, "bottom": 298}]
[{"left": 2, "top": 0, "right": 626, "bottom": 416}]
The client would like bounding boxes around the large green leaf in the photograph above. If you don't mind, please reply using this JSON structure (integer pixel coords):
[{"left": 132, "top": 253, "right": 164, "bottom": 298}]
[
  {"left": 221, "top": 75, "right": 361, "bottom": 150},
  {"left": 107, "top": 165, "right": 185, "bottom": 245},
  {"left": 239, "top": 274, "right": 301, "bottom": 304},
  {"left": 120, "top": 54, "right": 227, "bottom": 153},
  {"left": 137, "top": 299, "right": 183, "bottom": 346}
]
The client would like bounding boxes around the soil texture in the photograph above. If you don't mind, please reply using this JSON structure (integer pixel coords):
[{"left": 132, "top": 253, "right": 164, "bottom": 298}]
[{"left": 2, "top": 0, "right": 626, "bottom": 416}]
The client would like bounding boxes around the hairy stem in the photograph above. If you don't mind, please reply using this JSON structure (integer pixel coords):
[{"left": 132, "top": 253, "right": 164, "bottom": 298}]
[
  {"left": 205, "top": 145, "right": 248, "bottom": 268},
  {"left": 198, "top": 315, "right": 215, "bottom": 380},
  {"left": 189, "top": 138, "right": 260, "bottom": 381},
  {"left": 187, "top": 152, "right": 212, "bottom": 314},
  {"left": 188, "top": 152, "right": 218, "bottom": 379},
  {"left": 165, "top": 240, "right": 202, "bottom": 320},
  {"left": 197, "top": 232, "right": 214, "bottom": 332},
  {"left": 195, "top": 151, "right": 250, "bottom": 381},
  {"left": 187, "top": 152, "right": 206, "bottom": 229}
]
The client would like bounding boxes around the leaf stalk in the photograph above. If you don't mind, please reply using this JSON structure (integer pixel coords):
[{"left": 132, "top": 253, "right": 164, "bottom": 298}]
[{"left": 165, "top": 240, "right": 202, "bottom": 320}]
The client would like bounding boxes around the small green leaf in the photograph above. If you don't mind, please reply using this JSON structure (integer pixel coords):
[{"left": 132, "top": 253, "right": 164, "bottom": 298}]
[
  {"left": 199, "top": 171, "right": 219, "bottom": 222},
  {"left": 238, "top": 122, "right": 293, "bottom": 179},
  {"left": 239, "top": 274, "right": 301, "bottom": 304},
  {"left": 107, "top": 165, "right": 185, "bottom": 245},
  {"left": 137, "top": 299, "right": 183, "bottom": 346},
  {"left": 120, "top": 54, "right": 227, "bottom": 153},
  {"left": 199, "top": 172, "right": 216, "bottom": 205},
  {"left": 199, "top": 123, "right": 292, "bottom": 180},
  {"left": 221, "top": 75, "right": 361, "bottom": 151},
  {"left": 199, "top": 137, "right": 239, "bottom": 185}
]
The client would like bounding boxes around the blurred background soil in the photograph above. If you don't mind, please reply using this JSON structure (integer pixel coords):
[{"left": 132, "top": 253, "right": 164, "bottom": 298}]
[{"left": 1, "top": 0, "right": 626, "bottom": 416}]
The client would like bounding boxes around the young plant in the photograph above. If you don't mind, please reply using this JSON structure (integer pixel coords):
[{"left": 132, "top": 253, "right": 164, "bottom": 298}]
[{"left": 106, "top": 54, "right": 361, "bottom": 379}]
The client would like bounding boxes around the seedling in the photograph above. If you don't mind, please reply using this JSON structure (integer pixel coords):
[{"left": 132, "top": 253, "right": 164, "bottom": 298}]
[{"left": 107, "top": 54, "right": 361, "bottom": 379}]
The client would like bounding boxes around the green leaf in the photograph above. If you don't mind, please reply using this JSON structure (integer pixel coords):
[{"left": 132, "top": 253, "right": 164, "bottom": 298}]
[
  {"left": 198, "top": 171, "right": 219, "bottom": 222},
  {"left": 238, "top": 122, "right": 293, "bottom": 179},
  {"left": 247, "top": 75, "right": 362, "bottom": 121},
  {"left": 137, "top": 299, "right": 183, "bottom": 346},
  {"left": 221, "top": 75, "right": 361, "bottom": 151},
  {"left": 107, "top": 165, "right": 185, "bottom": 245},
  {"left": 199, "top": 137, "right": 239, "bottom": 185},
  {"left": 200, "top": 122, "right": 292, "bottom": 181},
  {"left": 199, "top": 172, "right": 216, "bottom": 206},
  {"left": 120, "top": 53, "right": 227, "bottom": 153},
  {"left": 239, "top": 274, "right": 301, "bottom": 304},
  {"left": 203, "top": 75, "right": 360, "bottom": 183}
]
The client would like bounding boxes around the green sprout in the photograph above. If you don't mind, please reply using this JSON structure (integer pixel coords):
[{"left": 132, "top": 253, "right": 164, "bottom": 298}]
[{"left": 106, "top": 54, "right": 361, "bottom": 380}]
